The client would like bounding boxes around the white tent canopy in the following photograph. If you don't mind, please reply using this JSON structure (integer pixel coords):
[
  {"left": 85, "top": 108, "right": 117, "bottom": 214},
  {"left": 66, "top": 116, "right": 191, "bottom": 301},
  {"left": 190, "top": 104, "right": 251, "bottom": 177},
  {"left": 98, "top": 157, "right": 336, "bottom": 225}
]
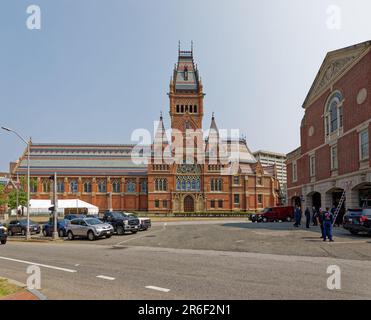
[{"left": 23, "top": 199, "right": 99, "bottom": 215}]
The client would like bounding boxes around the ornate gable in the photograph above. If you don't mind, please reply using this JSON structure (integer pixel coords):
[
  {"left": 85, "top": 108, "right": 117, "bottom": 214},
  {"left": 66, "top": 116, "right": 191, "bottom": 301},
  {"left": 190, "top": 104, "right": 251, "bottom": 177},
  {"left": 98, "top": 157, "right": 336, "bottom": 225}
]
[{"left": 302, "top": 41, "right": 371, "bottom": 109}]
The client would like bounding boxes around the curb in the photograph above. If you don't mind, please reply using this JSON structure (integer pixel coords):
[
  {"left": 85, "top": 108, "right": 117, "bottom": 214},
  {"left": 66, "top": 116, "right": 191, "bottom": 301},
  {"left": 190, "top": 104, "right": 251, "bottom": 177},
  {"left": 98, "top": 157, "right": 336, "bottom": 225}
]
[
  {"left": 0, "top": 277, "right": 47, "bottom": 300},
  {"left": 7, "top": 237, "right": 65, "bottom": 243}
]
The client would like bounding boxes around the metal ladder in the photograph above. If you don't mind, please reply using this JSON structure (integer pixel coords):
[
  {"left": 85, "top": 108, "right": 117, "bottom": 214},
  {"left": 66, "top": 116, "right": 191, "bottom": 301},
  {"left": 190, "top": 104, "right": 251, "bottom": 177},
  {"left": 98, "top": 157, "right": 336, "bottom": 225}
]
[{"left": 332, "top": 190, "right": 346, "bottom": 226}]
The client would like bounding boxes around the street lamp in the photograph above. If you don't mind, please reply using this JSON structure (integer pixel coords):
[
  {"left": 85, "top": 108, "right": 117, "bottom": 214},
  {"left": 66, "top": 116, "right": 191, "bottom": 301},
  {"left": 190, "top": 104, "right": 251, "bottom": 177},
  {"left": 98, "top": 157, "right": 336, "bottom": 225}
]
[{"left": 1, "top": 126, "right": 31, "bottom": 240}]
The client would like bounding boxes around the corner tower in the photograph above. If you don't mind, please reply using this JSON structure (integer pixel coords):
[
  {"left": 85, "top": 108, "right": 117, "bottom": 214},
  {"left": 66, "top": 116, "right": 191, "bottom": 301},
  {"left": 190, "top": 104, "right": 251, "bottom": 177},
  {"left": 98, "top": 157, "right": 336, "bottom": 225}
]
[{"left": 168, "top": 44, "right": 205, "bottom": 133}]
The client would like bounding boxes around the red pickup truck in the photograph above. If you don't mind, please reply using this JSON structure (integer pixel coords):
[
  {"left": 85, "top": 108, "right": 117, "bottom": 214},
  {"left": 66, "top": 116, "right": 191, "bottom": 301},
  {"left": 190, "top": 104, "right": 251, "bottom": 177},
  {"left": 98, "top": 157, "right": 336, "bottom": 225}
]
[{"left": 250, "top": 206, "right": 295, "bottom": 223}]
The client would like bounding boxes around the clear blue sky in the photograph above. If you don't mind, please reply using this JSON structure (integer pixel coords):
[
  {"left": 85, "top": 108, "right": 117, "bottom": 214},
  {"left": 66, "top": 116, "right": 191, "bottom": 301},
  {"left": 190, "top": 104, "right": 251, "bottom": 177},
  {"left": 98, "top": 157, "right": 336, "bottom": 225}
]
[{"left": 1, "top": 0, "right": 371, "bottom": 171}]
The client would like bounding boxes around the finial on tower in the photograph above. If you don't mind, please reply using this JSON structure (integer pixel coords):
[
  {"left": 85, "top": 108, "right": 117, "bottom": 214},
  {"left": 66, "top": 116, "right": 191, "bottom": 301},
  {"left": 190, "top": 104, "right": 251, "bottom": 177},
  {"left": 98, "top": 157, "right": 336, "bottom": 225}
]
[
  {"left": 178, "top": 40, "right": 181, "bottom": 53},
  {"left": 191, "top": 40, "right": 194, "bottom": 53},
  {"left": 160, "top": 111, "right": 163, "bottom": 120},
  {"left": 212, "top": 112, "right": 215, "bottom": 119}
]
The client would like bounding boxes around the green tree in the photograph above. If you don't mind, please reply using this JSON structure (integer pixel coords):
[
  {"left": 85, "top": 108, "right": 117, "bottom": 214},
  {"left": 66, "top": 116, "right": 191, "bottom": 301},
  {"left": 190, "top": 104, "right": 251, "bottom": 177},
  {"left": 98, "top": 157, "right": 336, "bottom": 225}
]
[
  {"left": 0, "top": 185, "right": 8, "bottom": 207},
  {"left": 7, "top": 189, "right": 27, "bottom": 209}
]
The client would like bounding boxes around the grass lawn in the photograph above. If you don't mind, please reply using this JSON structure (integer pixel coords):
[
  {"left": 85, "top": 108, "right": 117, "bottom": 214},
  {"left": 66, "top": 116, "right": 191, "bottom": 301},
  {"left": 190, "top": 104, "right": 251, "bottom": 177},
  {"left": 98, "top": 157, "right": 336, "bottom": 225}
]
[{"left": 0, "top": 279, "right": 23, "bottom": 298}]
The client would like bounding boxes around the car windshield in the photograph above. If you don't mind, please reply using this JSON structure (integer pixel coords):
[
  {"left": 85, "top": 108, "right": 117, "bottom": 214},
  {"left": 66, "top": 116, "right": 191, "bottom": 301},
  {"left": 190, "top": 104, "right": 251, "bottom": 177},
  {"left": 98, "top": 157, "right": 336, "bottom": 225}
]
[
  {"left": 111, "top": 212, "right": 125, "bottom": 219},
  {"left": 259, "top": 208, "right": 270, "bottom": 213},
  {"left": 85, "top": 218, "right": 102, "bottom": 225},
  {"left": 20, "top": 220, "right": 37, "bottom": 225}
]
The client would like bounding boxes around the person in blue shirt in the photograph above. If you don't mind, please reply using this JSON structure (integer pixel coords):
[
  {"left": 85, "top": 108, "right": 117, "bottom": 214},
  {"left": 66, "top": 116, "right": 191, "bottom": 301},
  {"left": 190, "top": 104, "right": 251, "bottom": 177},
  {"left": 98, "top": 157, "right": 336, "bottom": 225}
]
[
  {"left": 322, "top": 207, "right": 334, "bottom": 242},
  {"left": 293, "top": 205, "right": 302, "bottom": 227}
]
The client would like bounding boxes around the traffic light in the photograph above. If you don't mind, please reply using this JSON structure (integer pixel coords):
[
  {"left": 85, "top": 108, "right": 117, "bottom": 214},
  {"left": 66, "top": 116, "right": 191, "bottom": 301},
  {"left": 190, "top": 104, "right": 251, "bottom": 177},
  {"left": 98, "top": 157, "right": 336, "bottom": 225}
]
[{"left": 49, "top": 205, "right": 55, "bottom": 212}]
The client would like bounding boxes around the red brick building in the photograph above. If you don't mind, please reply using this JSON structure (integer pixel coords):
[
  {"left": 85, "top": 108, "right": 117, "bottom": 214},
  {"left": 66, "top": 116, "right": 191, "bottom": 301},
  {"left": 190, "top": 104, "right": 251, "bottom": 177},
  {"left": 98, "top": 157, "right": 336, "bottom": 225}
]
[
  {"left": 287, "top": 41, "right": 371, "bottom": 212},
  {"left": 11, "top": 47, "right": 280, "bottom": 213}
]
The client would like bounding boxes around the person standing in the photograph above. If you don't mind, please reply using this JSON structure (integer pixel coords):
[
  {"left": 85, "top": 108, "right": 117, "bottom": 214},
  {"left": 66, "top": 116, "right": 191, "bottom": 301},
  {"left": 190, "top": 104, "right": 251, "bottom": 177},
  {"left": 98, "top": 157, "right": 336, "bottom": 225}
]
[
  {"left": 323, "top": 207, "right": 334, "bottom": 242},
  {"left": 305, "top": 207, "right": 311, "bottom": 228},
  {"left": 293, "top": 205, "right": 302, "bottom": 227},
  {"left": 317, "top": 208, "right": 325, "bottom": 239},
  {"left": 312, "top": 206, "right": 318, "bottom": 226}
]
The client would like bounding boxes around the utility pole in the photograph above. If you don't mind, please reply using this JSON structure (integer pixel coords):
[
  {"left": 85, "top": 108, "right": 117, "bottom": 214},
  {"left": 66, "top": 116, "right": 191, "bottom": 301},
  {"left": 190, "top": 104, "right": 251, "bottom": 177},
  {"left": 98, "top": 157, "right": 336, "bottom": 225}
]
[{"left": 49, "top": 173, "right": 59, "bottom": 240}]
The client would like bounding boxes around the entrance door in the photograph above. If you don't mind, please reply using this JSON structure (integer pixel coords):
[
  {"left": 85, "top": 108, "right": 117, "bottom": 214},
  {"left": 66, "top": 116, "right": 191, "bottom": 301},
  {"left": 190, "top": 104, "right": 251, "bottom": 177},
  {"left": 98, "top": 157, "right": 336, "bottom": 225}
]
[{"left": 184, "top": 195, "right": 195, "bottom": 213}]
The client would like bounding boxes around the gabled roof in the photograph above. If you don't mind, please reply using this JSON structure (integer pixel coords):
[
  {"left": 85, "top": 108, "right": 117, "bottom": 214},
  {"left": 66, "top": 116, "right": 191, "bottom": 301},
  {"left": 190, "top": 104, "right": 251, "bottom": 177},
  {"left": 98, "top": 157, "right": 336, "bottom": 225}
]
[{"left": 302, "top": 40, "right": 371, "bottom": 109}]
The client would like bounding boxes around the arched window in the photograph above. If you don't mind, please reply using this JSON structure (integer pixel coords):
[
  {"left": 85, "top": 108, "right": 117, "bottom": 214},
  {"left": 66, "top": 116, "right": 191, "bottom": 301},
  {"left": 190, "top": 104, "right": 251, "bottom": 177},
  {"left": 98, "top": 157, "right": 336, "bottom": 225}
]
[
  {"left": 126, "top": 180, "right": 136, "bottom": 193},
  {"left": 42, "top": 179, "right": 50, "bottom": 193},
  {"left": 98, "top": 180, "right": 107, "bottom": 193},
  {"left": 83, "top": 181, "right": 92, "bottom": 193},
  {"left": 140, "top": 180, "right": 147, "bottom": 193},
  {"left": 112, "top": 180, "right": 121, "bottom": 193},
  {"left": 57, "top": 180, "right": 65, "bottom": 193},
  {"left": 325, "top": 91, "right": 343, "bottom": 136},
  {"left": 69, "top": 180, "right": 78, "bottom": 193}
]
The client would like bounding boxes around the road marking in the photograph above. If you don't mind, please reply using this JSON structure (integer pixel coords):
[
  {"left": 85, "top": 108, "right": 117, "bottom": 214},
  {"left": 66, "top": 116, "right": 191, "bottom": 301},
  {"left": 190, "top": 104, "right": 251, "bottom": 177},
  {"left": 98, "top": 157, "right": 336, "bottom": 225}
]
[
  {"left": 113, "top": 223, "right": 167, "bottom": 247},
  {"left": 0, "top": 256, "right": 77, "bottom": 273},
  {"left": 75, "top": 264, "right": 80, "bottom": 267},
  {"left": 96, "top": 275, "right": 115, "bottom": 281},
  {"left": 235, "top": 240, "right": 244, "bottom": 243},
  {"left": 145, "top": 286, "right": 170, "bottom": 293}
]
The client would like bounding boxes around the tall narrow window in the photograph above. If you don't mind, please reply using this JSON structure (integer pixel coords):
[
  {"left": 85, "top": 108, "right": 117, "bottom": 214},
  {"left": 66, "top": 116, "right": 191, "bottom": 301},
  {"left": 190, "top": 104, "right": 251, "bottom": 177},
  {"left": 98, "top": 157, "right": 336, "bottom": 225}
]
[
  {"left": 331, "top": 145, "right": 338, "bottom": 170},
  {"left": 309, "top": 155, "right": 316, "bottom": 177},
  {"left": 176, "top": 105, "right": 180, "bottom": 113},
  {"left": 360, "top": 130, "right": 369, "bottom": 161},
  {"left": 325, "top": 91, "right": 343, "bottom": 137},
  {"left": 57, "top": 180, "right": 65, "bottom": 193},
  {"left": 292, "top": 161, "right": 298, "bottom": 182},
  {"left": 83, "top": 181, "right": 92, "bottom": 193},
  {"left": 194, "top": 105, "right": 197, "bottom": 113},
  {"left": 98, "top": 180, "right": 107, "bottom": 193}
]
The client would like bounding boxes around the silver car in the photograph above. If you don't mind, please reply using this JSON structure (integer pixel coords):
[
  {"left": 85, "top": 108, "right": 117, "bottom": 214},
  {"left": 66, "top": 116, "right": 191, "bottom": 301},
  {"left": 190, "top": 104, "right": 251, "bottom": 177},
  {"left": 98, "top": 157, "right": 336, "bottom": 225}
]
[{"left": 66, "top": 218, "right": 114, "bottom": 241}]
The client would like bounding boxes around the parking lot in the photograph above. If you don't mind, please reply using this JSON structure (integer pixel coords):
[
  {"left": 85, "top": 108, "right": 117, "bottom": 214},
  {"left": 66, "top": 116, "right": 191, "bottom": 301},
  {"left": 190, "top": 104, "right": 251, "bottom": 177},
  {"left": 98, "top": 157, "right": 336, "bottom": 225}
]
[{"left": 1, "top": 219, "right": 371, "bottom": 299}]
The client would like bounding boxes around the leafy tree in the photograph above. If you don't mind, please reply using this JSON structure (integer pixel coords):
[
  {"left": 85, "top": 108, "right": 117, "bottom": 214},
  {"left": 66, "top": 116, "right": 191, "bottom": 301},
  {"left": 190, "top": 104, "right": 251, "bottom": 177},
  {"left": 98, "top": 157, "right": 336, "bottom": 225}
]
[
  {"left": 0, "top": 185, "right": 8, "bottom": 207},
  {"left": 7, "top": 189, "right": 27, "bottom": 209}
]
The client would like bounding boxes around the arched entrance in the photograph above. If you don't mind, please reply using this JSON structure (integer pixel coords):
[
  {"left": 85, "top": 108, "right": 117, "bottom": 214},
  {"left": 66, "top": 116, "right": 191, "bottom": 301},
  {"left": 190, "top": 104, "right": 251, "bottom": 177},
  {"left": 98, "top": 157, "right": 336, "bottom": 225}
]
[
  {"left": 184, "top": 195, "right": 195, "bottom": 213},
  {"left": 312, "top": 192, "right": 321, "bottom": 211}
]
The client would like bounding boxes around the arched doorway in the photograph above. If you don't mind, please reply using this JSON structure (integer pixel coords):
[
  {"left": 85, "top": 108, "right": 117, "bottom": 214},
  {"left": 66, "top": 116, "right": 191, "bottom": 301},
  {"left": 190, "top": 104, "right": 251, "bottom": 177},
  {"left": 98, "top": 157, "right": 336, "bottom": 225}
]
[
  {"left": 312, "top": 192, "right": 321, "bottom": 211},
  {"left": 184, "top": 195, "right": 195, "bottom": 213}
]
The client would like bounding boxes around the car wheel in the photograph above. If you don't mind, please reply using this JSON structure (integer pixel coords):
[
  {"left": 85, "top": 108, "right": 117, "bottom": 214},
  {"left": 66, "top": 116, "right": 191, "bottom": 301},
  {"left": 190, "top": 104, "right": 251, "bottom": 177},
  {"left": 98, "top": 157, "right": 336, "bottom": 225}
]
[
  {"left": 21, "top": 229, "right": 26, "bottom": 236},
  {"left": 87, "top": 231, "right": 96, "bottom": 241},
  {"left": 106, "top": 235, "right": 111, "bottom": 239},
  {"left": 42, "top": 229, "right": 48, "bottom": 237},
  {"left": 59, "top": 230, "right": 65, "bottom": 238},
  {"left": 117, "top": 226, "right": 124, "bottom": 235},
  {"left": 131, "top": 231, "right": 138, "bottom": 234},
  {"left": 286, "top": 217, "right": 292, "bottom": 222},
  {"left": 350, "top": 230, "right": 359, "bottom": 235},
  {"left": 8, "top": 230, "right": 13, "bottom": 236},
  {"left": 67, "top": 231, "right": 74, "bottom": 240},
  {"left": 1, "top": 240, "right": 6, "bottom": 245},
  {"left": 262, "top": 217, "right": 268, "bottom": 223}
]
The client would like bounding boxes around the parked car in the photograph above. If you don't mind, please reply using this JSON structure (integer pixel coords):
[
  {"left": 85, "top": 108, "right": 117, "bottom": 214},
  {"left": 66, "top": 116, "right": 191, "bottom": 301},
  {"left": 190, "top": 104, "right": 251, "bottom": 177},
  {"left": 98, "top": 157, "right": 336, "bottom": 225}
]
[
  {"left": 42, "top": 219, "right": 69, "bottom": 237},
  {"left": 7, "top": 220, "right": 41, "bottom": 236},
  {"left": 250, "top": 206, "right": 295, "bottom": 223},
  {"left": 343, "top": 208, "right": 371, "bottom": 235},
  {"left": 125, "top": 212, "right": 151, "bottom": 231},
  {"left": 102, "top": 211, "right": 140, "bottom": 235},
  {"left": 0, "top": 223, "right": 8, "bottom": 245},
  {"left": 64, "top": 214, "right": 86, "bottom": 221},
  {"left": 65, "top": 218, "right": 114, "bottom": 241}
]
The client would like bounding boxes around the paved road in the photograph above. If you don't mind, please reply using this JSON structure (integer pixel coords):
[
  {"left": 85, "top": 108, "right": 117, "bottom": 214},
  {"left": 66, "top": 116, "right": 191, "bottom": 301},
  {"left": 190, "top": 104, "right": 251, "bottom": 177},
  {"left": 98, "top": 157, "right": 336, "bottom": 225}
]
[{"left": 1, "top": 220, "right": 371, "bottom": 299}]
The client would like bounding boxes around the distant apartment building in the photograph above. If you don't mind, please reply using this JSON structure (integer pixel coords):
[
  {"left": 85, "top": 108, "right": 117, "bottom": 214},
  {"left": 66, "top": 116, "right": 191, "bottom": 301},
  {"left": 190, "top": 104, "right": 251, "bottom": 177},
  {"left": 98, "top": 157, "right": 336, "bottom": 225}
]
[{"left": 253, "top": 150, "right": 287, "bottom": 204}]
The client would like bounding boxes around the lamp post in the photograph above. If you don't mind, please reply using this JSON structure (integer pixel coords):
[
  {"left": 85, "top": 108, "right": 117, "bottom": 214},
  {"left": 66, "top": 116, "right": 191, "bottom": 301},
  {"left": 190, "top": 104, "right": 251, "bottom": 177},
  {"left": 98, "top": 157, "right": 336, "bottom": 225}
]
[{"left": 2, "top": 126, "right": 31, "bottom": 240}]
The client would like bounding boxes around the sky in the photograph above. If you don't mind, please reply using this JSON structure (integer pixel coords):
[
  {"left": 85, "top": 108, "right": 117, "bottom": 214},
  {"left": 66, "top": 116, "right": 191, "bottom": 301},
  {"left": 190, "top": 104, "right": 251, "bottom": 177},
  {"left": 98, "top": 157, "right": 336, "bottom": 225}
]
[{"left": 1, "top": 0, "right": 371, "bottom": 171}]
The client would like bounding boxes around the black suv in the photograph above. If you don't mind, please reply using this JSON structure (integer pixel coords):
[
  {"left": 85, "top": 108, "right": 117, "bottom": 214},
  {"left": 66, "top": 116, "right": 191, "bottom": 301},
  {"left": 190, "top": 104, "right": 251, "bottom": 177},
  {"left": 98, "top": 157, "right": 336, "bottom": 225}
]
[
  {"left": 102, "top": 211, "right": 139, "bottom": 235},
  {"left": 0, "top": 223, "right": 8, "bottom": 245},
  {"left": 7, "top": 220, "right": 41, "bottom": 236},
  {"left": 343, "top": 208, "right": 371, "bottom": 235}
]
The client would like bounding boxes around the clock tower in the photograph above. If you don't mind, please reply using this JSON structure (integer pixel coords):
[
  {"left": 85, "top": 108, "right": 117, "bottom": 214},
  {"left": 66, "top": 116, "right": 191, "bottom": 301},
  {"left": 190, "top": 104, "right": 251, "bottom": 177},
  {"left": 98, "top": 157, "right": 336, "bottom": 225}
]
[{"left": 168, "top": 45, "right": 205, "bottom": 133}]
